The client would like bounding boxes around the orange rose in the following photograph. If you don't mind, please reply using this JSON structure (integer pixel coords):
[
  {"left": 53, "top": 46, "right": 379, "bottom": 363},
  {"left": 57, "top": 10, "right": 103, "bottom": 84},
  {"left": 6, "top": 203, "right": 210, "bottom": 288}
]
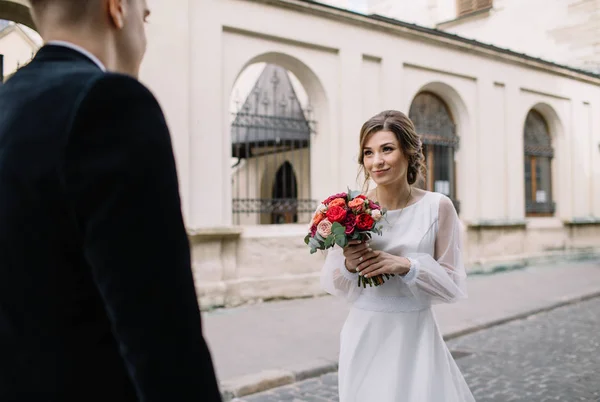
[
  {"left": 312, "top": 212, "right": 326, "bottom": 226},
  {"left": 328, "top": 198, "right": 347, "bottom": 208},
  {"left": 348, "top": 197, "right": 365, "bottom": 213}
]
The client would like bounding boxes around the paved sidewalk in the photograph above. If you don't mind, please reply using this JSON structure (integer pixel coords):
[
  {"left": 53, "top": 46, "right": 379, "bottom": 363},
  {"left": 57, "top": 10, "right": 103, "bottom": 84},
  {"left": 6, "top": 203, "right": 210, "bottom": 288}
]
[{"left": 202, "top": 259, "right": 600, "bottom": 399}]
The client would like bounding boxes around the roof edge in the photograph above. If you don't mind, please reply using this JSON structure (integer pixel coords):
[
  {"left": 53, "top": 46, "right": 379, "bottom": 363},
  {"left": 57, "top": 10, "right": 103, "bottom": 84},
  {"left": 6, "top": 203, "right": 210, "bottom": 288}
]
[{"left": 251, "top": 0, "right": 600, "bottom": 84}]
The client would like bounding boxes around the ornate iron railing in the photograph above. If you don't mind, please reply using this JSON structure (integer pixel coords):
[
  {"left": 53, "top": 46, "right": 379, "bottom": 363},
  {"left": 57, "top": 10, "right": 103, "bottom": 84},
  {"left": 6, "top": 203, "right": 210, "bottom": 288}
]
[
  {"left": 232, "top": 198, "right": 319, "bottom": 214},
  {"left": 526, "top": 201, "right": 556, "bottom": 215},
  {"left": 230, "top": 64, "right": 317, "bottom": 225}
]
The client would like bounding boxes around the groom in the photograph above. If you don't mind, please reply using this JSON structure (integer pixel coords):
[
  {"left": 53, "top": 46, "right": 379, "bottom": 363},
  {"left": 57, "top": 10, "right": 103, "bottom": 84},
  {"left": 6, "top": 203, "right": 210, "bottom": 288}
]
[{"left": 0, "top": 0, "right": 221, "bottom": 401}]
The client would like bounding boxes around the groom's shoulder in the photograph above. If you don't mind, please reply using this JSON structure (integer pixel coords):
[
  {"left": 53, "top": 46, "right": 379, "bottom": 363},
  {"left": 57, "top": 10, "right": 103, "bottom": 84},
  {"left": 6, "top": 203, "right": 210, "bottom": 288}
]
[{"left": 81, "top": 73, "right": 160, "bottom": 111}]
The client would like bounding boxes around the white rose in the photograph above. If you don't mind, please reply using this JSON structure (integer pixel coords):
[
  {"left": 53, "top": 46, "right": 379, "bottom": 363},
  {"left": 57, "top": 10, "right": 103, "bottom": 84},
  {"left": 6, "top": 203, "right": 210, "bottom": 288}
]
[{"left": 371, "top": 209, "right": 382, "bottom": 222}]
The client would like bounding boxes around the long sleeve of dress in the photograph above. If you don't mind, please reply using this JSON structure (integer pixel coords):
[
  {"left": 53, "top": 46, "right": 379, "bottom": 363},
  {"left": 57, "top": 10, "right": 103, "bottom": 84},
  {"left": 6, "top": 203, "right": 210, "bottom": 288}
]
[
  {"left": 402, "top": 196, "right": 468, "bottom": 305},
  {"left": 320, "top": 246, "right": 363, "bottom": 302}
]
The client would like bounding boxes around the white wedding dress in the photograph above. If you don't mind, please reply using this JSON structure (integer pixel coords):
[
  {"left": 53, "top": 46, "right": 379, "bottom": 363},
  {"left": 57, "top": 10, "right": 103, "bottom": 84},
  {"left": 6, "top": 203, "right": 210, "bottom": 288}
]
[{"left": 321, "top": 191, "right": 475, "bottom": 402}]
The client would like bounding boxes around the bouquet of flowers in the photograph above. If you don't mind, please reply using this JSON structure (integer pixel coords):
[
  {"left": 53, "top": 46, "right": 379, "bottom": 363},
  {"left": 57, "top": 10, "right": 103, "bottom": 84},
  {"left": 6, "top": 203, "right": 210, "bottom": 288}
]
[{"left": 304, "top": 189, "right": 392, "bottom": 287}]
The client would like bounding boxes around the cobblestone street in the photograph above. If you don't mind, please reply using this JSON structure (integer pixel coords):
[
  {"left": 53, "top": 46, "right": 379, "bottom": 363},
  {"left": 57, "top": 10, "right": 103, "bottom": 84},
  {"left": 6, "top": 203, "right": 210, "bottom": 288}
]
[{"left": 235, "top": 297, "right": 600, "bottom": 402}]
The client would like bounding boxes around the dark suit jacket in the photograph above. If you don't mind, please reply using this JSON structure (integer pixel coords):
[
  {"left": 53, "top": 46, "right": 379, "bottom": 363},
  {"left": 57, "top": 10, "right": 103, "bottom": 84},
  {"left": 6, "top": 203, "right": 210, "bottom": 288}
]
[{"left": 0, "top": 45, "right": 222, "bottom": 401}]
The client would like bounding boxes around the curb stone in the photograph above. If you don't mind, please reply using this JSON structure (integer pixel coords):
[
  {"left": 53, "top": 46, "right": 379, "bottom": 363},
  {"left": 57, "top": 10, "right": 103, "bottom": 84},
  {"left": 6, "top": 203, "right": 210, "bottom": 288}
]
[
  {"left": 220, "top": 359, "right": 338, "bottom": 401},
  {"left": 442, "top": 290, "right": 600, "bottom": 341},
  {"left": 219, "top": 290, "right": 600, "bottom": 401}
]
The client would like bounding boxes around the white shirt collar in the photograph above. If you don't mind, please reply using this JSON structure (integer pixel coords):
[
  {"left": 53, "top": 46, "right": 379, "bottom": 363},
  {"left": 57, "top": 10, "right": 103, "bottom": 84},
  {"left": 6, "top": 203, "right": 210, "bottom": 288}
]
[{"left": 46, "top": 40, "right": 106, "bottom": 72}]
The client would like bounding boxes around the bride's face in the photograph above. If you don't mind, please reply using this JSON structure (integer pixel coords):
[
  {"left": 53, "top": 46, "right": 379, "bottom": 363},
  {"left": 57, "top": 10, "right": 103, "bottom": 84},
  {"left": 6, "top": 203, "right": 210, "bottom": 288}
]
[{"left": 362, "top": 130, "right": 408, "bottom": 186}]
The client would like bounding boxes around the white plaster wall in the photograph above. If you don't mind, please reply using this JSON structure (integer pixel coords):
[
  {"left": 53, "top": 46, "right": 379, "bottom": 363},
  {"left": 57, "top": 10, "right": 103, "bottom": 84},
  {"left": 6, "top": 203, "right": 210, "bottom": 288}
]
[
  {"left": 438, "top": 0, "right": 599, "bottom": 72},
  {"left": 366, "top": 0, "right": 456, "bottom": 27},
  {"left": 0, "top": 28, "right": 37, "bottom": 75},
  {"left": 139, "top": 0, "right": 192, "bottom": 223}
]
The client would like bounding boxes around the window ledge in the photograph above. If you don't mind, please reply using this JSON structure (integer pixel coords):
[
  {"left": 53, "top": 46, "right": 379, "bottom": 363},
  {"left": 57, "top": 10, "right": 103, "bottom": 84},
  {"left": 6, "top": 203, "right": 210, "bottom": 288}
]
[
  {"left": 468, "top": 219, "right": 526, "bottom": 229},
  {"left": 188, "top": 227, "right": 244, "bottom": 243},
  {"left": 436, "top": 6, "right": 492, "bottom": 30},
  {"left": 564, "top": 217, "right": 600, "bottom": 226}
]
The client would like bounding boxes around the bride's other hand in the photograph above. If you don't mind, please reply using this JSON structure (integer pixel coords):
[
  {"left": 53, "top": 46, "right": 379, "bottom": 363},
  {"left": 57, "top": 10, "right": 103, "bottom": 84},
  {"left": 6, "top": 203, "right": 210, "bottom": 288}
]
[
  {"left": 357, "top": 251, "right": 411, "bottom": 278},
  {"left": 342, "top": 240, "right": 375, "bottom": 272}
]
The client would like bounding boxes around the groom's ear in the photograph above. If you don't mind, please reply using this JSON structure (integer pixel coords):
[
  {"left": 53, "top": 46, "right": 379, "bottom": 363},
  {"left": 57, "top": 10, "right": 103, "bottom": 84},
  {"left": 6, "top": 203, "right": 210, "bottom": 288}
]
[{"left": 107, "top": 0, "right": 127, "bottom": 30}]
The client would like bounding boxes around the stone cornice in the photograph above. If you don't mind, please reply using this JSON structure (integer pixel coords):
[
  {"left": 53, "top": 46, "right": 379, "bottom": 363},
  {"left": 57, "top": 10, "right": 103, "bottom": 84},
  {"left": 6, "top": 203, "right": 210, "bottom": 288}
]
[{"left": 247, "top": 0, "right": 600, "bottom": 85}]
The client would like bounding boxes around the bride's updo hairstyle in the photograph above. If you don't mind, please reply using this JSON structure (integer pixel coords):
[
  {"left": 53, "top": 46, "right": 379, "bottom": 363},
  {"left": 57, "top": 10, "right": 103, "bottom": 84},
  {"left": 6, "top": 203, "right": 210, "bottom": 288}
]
[{"left": 358, "top": 110, "right": 426, "bottom": 188}]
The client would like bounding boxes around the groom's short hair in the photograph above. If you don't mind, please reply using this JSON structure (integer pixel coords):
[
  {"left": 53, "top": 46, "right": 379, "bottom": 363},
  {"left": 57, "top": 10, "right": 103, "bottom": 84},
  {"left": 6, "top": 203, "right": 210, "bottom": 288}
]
[{"left": 29, "top": 0, "right": 101, "bottom": 25}]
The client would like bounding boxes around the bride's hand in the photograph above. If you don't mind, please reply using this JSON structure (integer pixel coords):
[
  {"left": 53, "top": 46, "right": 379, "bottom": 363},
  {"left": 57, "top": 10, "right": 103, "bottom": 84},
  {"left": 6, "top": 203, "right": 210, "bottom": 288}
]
[
  {"left": 357, "top": 251, "right": 411, "bottom": 278},
  {"left": 342, "top": 240, "right": 376, "bottom": 272}
]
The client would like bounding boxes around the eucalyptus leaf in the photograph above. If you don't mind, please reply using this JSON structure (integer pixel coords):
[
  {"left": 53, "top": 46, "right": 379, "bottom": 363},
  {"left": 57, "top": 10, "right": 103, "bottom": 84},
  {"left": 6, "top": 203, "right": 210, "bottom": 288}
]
[
  {"left": 308, "top": 237, "right": 322, "bottom": 250},
  {"left": 332, "top": 222, "right": 346, "bottom": 237},
  {"left": 324, "top": 235, "right": 335, "bottom": 248},
  {"left": 303, "top": 233, "right": 311, "bottom": 245},
  {"left": 349, "top": 190, "right": 362, "bottom": 199},
  {"left": 335, "top": 236, "right": 348, "bottom": 248}
]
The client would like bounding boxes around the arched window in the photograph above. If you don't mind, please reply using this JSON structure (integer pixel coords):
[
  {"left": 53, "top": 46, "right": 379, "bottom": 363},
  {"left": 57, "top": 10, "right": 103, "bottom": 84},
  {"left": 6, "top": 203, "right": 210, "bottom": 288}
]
[
  {"left": 409, "top": 92, "right": 460, "bottom": 211},
  {"left": 524, "top": 110, "right": 555, "bottom": 216},
  {"left": 230, "top": 63, "right": 315, "bottom": 225}
]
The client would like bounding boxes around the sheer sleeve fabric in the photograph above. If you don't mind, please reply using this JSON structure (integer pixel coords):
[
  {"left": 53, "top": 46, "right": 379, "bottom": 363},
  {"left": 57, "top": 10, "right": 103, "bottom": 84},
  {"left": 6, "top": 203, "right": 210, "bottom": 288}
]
[
  {"left": 320, "top": 246, "right": 363, "bottom": 302},
  {"left": 402, "top": 196, "right": 468, "bottom": 305}
]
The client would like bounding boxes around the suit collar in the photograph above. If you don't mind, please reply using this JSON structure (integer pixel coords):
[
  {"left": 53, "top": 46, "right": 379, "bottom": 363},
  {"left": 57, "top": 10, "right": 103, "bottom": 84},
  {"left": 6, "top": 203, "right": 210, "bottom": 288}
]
[
  {"left": 46, "top": 41, "right": 106, "bottom": 71},
  {"left": 34, "top": 44, "right": 105, "bottom": 72}
]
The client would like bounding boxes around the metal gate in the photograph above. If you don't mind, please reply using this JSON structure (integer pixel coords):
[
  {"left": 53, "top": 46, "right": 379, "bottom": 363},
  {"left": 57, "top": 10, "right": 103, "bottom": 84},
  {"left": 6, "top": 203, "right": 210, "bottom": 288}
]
[{"left": 231, "top": 64, "right": 317, "bottom": 225}]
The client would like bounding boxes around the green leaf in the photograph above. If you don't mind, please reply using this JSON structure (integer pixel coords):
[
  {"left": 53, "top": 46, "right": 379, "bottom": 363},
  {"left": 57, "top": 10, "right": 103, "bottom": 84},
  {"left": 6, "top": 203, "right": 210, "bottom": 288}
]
[
  {"left": 308, "top": 237, "right": 322, "bottom": 250},
  {"left": 303, "top": 233, "right": 311, "bottom": 245},
  {"left": 335, "top": 236, "right": 348, "bottom": 248},
  {"left": 332, "top": 222, "right": 346, "bottom": 236},
  {"left": 310, "top": 247, "right": 317, "bottom": 254},
  {"left": 349, "top": 190, "right": 362, "bottom": 200},
  {"left": 315, "top": 232, "right": 326, "bottom": 243},
  {"left": 324, "top": 235, "right": 335, "bottom": 248}
]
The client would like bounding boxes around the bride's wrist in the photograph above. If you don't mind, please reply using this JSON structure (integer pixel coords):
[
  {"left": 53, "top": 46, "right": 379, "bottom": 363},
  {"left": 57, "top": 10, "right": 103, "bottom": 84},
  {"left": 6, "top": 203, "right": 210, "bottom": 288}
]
[{"left": 397, "top": 257, "right": 411, "bottom": 276}]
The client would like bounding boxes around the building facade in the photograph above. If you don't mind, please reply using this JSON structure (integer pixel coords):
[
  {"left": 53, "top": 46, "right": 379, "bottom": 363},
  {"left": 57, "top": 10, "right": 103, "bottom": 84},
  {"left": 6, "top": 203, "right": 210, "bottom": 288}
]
[
  {"left": 1, "top": 0, "right": 599, "bottom": 309},
  {"left": 341, "top": 0, "right": 600, "bottom": 74}
]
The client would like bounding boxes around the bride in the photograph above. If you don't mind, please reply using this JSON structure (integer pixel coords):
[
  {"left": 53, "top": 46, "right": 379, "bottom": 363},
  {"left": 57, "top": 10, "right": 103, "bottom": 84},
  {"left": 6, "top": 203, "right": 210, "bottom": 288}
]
[{"left": 320, "top": 110, "right": 475, "bottom": 401}]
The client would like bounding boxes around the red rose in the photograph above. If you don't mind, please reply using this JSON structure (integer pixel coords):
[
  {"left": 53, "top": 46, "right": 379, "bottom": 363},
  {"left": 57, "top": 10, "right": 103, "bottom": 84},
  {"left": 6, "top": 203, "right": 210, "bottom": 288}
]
[
  {"left": 343, "top": 212, "right": 356, "bottom": 235},
  {"left": 356, "top": 213, "right": 375, "bottom": 230},
  {"left": 326, "top": 205, "right": 347, "bottom": 223},
  {"left": 323, "top": 192, "right": 348, "bottom": 205},
  {"left": 355, "top": 195, "right": 366, "bottom": 200},
  {"left": 310, "top": 224, "right": 317, "bottom": 237}
]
